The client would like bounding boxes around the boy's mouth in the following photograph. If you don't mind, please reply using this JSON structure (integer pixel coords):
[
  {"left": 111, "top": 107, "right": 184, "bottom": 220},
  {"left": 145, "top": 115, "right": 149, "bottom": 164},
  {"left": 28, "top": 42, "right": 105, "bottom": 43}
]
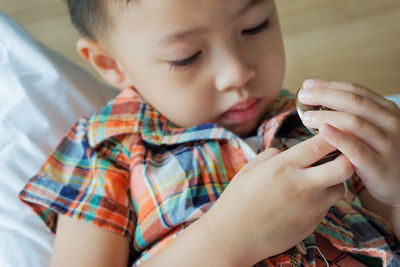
[{"left": 220, "top": 98, "right": 261, "bottom": 123}]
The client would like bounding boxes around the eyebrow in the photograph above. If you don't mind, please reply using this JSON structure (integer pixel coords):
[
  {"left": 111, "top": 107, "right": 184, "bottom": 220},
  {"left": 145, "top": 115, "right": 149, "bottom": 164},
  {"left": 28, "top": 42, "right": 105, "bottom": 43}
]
[{"left": 159, "top": 0, "right": 268, "bottom": 46}]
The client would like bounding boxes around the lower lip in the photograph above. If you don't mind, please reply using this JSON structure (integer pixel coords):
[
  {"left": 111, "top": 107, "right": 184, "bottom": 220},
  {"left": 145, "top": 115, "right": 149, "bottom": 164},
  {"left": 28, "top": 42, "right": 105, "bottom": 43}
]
[{"left": 221, "top": 99, "right": 262, "bottom": 123}]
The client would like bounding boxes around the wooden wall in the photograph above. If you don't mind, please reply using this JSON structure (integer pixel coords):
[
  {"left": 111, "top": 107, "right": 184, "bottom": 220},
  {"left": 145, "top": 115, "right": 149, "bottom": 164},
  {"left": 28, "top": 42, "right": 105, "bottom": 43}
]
[{"left": 1, "top": 0, "right": 399, "bottom": 95}]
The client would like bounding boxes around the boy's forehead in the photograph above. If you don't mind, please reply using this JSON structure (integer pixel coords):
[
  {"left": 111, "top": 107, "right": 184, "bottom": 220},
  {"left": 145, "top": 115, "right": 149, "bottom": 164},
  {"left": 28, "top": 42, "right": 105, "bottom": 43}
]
[
  {"left": 123, "top": 0, "right": 269, "bottom": 23},
  {"left": 161, "top": 0, "right": 267, "bottom": 15},
  {"left": 116, "top": 0, "right": 271, "bottom": 46},
  {"left": 157, "top": 0, "right": 269, "bottom": 45}
]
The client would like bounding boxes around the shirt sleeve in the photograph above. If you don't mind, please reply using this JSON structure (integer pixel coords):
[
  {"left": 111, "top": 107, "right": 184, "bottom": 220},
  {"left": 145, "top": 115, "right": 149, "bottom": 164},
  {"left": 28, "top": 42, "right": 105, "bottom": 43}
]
[{"left": 19, "top": 116, "right": 135, "bottom": 242}]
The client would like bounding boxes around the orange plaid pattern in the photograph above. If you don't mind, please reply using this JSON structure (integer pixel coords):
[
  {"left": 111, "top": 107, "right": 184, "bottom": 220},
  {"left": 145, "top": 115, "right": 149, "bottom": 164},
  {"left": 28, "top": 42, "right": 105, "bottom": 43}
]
[{"left": 20, "top": 88, "right": 399, "bottom": 266}]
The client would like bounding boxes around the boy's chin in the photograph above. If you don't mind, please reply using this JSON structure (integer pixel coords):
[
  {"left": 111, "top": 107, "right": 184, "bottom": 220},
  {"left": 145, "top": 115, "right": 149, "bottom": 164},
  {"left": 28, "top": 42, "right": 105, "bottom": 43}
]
[{"left": 224, "top": 118, "right": 261, "bottom": 137}]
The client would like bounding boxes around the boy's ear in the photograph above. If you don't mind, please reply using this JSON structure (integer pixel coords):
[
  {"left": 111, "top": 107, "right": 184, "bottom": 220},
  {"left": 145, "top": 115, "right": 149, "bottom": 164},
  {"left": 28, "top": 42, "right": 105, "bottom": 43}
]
[{"left": 76, "top": 38, "right": 133, "bottom": 89}]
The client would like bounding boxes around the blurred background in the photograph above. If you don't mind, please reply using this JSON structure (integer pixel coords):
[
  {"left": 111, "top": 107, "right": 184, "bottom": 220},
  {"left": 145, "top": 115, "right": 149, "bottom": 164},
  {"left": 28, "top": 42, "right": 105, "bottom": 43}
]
[{"left": 1, "top": 0, "right": 399, "bottom": 95}]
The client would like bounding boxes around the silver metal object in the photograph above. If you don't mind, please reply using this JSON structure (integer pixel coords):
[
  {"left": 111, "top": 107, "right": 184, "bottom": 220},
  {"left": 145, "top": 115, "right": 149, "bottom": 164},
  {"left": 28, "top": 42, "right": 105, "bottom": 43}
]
[
  {"left": 295, "top": 87, "right": 341, "bottom": 165},
  {"left": 295, "top": 87, "right": 333, "bottom": 136}
]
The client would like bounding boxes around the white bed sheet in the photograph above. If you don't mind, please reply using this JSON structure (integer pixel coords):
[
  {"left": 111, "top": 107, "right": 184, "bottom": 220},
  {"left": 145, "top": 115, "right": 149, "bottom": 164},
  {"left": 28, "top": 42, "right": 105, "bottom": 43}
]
[
  {"left": 0, "top": 12, "right": 118, "bottom": 267},
  {"left": 386, "top": 94, "right": 400, "bottom": 105},
  {"left": 0, "top": 11, "right": 399, "bottom": 267}
]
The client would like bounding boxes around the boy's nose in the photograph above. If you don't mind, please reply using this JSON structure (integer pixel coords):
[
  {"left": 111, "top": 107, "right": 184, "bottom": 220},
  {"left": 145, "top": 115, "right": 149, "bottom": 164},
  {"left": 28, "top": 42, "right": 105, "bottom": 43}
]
[{"left": 214, "top": 52, "right": 256, "bottom": 93}]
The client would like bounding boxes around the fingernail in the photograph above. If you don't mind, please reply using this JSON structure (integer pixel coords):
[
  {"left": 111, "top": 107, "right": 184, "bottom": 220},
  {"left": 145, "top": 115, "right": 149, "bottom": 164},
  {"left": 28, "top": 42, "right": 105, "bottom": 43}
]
[
  {"left": 298, "top": 88, "right": 309, "bottom": 102},
  {"left": 303, "top": 79, "right": 315, "bottom": 89}
]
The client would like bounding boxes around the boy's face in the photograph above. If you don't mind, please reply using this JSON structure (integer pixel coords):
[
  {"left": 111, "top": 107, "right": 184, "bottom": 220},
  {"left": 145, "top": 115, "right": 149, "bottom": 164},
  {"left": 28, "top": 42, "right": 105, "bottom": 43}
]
[{"left": 104, "top": 0, "right": 285, "bottom": 136}]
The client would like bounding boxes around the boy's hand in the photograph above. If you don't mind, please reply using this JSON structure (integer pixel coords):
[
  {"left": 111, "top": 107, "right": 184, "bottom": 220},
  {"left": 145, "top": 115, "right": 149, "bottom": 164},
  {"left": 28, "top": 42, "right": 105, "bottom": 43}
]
[
  {"left": 299, "top": 79, "right": 400, "bottom": 207},
  {"left": 204, "top": 135, "right": 354, "bottom": 265}
]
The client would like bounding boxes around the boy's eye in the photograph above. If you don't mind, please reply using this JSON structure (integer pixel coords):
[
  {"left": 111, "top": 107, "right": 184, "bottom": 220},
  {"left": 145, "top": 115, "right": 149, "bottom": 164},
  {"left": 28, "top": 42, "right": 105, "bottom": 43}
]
[
  {"left": 169, "top": 51, "right": 202, "bottom": 70},
  {"left": 168, "top": 18, "right": 270, "bottom": 71},
  {"left": 242, "top": 18, "right": 271, "bottom": 36}
]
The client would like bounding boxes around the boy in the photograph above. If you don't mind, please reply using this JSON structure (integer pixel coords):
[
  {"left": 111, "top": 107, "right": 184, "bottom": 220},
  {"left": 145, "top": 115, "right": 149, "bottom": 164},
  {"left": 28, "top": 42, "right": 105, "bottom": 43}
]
[{"left": 19, "top": 0, "right": 400, "bottom": 266}]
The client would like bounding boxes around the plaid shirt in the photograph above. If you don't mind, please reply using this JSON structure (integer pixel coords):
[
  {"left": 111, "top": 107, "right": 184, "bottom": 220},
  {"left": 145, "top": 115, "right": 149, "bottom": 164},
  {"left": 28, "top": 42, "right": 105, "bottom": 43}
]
[{"left": 20, "top": 87, "right": 400, "bottom": 266}]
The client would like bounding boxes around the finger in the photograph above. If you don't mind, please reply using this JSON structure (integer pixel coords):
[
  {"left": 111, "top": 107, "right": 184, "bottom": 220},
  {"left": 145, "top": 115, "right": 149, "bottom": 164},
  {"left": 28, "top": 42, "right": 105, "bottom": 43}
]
[
  {"left": 319, "top": 123, "right": 383, "bottom": 181},
  {"left": 323, "top": 183, "right": 345, "bottom": 208},
  {"left": 305, "top": 154, "right": 354, "bottom": 189},
  {"left": 303, "top": 79, "right": 395, "bottom": 110},
  {"left": 282, "top": 134, "right": 336, "bottom": 168},
  {"left": 302, "top": 110, "right": 389, "bottom": 154},
  {"left": 299, "top": 87, "right": 394, "bottom": 130},
  {"left": 246, "top": 148, "right": 281, "bottom": 169},
  {"left": 316, "top": 208, "right": 330, "bottom": 224},
  {"left": 314, "top": 184, "right": 345, "bottom": 223},
  {"left": 259, "top": 147, "right": 281, "bottom": 161}
]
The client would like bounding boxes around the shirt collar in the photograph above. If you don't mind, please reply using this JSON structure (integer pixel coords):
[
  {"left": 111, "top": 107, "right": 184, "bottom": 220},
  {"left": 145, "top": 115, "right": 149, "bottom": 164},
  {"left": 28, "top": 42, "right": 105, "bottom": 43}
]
[{"left": 87, "top": 87, "right": 296, "bottom": 147}]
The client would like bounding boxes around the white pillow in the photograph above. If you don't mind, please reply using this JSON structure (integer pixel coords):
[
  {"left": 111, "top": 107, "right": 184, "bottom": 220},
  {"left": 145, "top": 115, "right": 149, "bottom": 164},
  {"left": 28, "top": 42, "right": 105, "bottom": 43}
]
[{"left": 0, "top": 12, "right": 118, "bottom": 267}]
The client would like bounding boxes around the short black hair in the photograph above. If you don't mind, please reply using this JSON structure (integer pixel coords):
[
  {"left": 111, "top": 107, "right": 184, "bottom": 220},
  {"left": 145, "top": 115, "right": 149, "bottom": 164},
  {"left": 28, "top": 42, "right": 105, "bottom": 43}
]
[{"left": 64, "top": 0, "right": 132, "bottom": 40}]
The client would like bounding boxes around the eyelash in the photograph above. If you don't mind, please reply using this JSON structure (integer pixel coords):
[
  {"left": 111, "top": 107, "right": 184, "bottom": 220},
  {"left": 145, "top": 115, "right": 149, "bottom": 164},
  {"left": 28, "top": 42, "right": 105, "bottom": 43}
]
[
  {"left": 169, "top": 51, "right": 202, "bottom": 71},
  {"left": 242, "top": 18, "right": 271, "bottom": 36},
  {"left": 169, "top": 18, "right": 271, "bottom": 71}
]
